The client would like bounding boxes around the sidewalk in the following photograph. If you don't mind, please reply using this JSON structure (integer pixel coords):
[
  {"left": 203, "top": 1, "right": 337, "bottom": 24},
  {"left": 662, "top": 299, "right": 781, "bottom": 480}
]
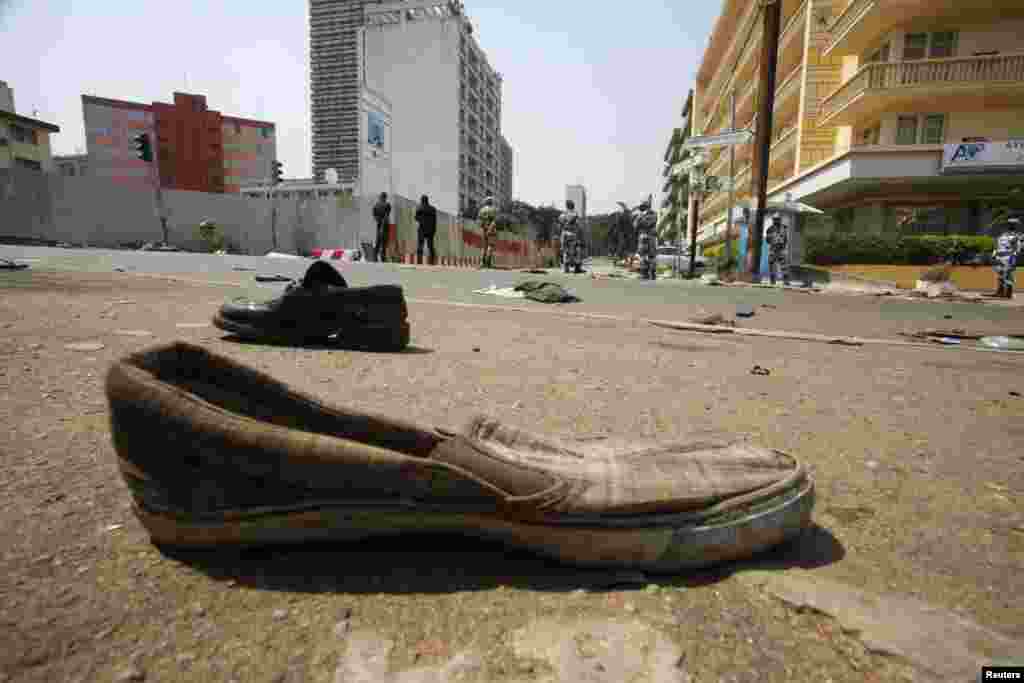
[{"left": 1, "top": 269, "right": 1022, "bottom": 682}]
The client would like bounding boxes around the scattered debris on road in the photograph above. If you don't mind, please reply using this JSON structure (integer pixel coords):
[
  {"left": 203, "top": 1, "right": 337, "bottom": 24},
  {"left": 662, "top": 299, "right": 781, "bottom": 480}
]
[
  {"left": 687, "top": 312, "right": 735, "bottom": 327},
  {"left": 0, "top": 258, "right": 29, "bottom": 270},
  {"left": 64, "top": 341, "right": 105, "bottom": 352},
  {"left": 514, "top": 280, "right": 579, "bottom": 303},
  {"left": 472, "top": 285, "right": 526, "bottom": 299},
  {"left": 979, "top": 336, "right": 1024, "bottom": 351},
  {"left": 750, "top": 365, "right": 771, "bottom": 376}
]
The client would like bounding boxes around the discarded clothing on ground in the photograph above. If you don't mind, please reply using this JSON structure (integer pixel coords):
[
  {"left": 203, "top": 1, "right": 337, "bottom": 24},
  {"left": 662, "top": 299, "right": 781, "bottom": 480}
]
[
  {"left": 472, "top": 285, "right": 527, "bottom": 299},
  {"left": 514, "top": 280, "right": 580, "bottom": 303},
  {"left": 471, "top": 280, "right": 580, "bottom": 304}
]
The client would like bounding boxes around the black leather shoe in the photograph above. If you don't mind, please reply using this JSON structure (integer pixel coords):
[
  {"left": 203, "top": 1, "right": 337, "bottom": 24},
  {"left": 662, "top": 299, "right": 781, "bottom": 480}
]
[{"left": 213, "top": 261, "right": 410, "bottom": 350}]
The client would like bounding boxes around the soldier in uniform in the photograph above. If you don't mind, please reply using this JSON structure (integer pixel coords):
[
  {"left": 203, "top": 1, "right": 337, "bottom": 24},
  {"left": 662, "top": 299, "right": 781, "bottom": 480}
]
[
  {"left": 633, "top": 198, "right": 658, "bottom": 280},
  {"left": 765, "top": 214, "right": 790, "bottom": 286},
  {"left": 559, "top": 200, "right": 585, "bottom": 274},
  {"left": 993, "top": 216, "right": 1023, "bottom": 299},
  {"left": 478, "top": 196, "right": 498, "bottom": 269}
]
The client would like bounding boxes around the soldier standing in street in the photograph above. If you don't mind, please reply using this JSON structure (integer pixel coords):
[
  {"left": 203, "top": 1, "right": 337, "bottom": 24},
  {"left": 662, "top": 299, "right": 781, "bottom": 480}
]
[
  {"left": 993, "top": 216, "right": 1022, "bottom": 299},
  {"left": 478, "top": 196, "right": 498, "bottom": 268},
  {"left": 415, "top": 195, "right": 438, "bottom": 265},
  {"left": 559, "top": 200, "right": 584, "bottom": 274},
  {"left": 633, "top": 198, "right": 658, "bottom": 280},
  {"left": 765, "top": 214, "right": 790, "bottom": 286},
  {"left": 372, "top": 192, "right": 391, "bottom": 263}
]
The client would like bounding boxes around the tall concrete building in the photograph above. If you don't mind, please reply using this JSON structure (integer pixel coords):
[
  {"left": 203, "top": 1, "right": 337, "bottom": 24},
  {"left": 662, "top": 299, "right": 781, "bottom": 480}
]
[
  {"left": 312, "top": 0, "right": 512, "bottom": 215},
  {"left": 499, "top": 135, "right": 513, "bottom": 205},
  {"left": 692, "top": 0, "right": 1024, "bottom": 249},
  {"left": 309, "top": 0, "right": 374, "bottom": 184},
  {"left": 566, "top": 183, "right": 587, "bottom": 222},
  {"left": 82, "top": 92, "right": 275, "bottom": 193}
]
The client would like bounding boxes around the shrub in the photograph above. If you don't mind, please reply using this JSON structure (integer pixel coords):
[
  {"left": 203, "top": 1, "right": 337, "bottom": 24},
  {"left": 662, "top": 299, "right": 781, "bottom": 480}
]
[
  {"left": 196, "top": 222, "right": 225, "bottom": 253},
  {"left": 804, "top": 233, "right": 994, "bottom": 266}
]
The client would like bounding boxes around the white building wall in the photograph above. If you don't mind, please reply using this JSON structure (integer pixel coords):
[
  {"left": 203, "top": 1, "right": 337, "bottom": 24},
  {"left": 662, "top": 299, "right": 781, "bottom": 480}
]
[
  {"left": 566, "top": 184, "right": 587, "bottom": 219},
  {"left": 362, "top": 17, "right": 461, "bottom": 216}
]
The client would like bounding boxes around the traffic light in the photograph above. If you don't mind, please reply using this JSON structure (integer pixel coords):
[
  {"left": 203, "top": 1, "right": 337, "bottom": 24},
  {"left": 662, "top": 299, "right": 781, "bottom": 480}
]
[
  {"left": 271, "top": 160, "right": 283, "bottom": 185},
  {"left": 132, "top": 133, "right": 152, "bottom": 162}
]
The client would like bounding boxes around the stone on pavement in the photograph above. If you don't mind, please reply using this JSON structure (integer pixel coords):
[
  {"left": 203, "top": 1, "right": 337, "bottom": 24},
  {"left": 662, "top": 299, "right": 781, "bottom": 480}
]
[
  {"left": 743, "top": 571, "right": 1023, "bottom": 681},
  {"left": 334, "top": 630, "right": 483, "bottom": 683},
  {"left": 511, "top": 617, "right": 691, "bottom": 683}
]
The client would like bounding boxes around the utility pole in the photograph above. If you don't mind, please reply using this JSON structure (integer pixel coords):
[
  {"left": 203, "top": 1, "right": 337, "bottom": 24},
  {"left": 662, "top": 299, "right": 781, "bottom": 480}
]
[
  {"left": 725, "top": 90, "right": 737, "bottom": 271},
  {"left": 133, "top": 132, "right": 167, "bottom": 244},
  {"left": 745, "top": 0, "right": 782, "bottom": 280},
  {"left": 270, "top": 160, "right": 283, "bottom": 251}
]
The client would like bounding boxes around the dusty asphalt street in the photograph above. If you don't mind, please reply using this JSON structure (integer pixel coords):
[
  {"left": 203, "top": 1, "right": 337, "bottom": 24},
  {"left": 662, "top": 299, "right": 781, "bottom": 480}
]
[{"left": 1, "top": 253, "right": 1023, "bottom": 682}]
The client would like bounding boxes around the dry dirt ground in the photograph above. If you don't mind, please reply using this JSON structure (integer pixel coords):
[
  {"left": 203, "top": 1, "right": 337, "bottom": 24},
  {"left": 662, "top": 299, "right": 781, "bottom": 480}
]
[{"left": 1, "top": 270, "right": 1023, "bottom": 683}]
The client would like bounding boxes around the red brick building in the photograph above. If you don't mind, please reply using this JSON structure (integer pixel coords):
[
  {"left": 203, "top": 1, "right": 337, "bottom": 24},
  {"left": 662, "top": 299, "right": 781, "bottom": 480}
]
[{"left": 82, "top": 92, "right": 276, "bottom": 193}]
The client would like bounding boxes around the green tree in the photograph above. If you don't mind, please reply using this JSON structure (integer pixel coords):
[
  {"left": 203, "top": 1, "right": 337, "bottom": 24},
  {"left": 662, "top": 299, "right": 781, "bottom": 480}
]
[{"left": 196, "top": 220, "right": 225, "bottom": 253}]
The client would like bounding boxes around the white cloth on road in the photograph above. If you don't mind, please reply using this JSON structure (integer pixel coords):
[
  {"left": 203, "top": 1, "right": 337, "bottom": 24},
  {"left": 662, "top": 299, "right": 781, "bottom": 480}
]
[{"left": 473, "top": 285, "right": 527, "bottom": 299}]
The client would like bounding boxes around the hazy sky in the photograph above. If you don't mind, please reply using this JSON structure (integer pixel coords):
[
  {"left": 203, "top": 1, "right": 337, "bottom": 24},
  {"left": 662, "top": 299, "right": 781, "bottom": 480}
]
[{"left": 1, "top": 0, "right": 716, "bottom": 214}]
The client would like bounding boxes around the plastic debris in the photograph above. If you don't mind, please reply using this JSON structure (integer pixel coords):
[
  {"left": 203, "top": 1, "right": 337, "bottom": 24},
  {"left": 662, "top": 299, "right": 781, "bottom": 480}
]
[{"left": 979, "top": 336, "right": 1024, "bottom": 351}]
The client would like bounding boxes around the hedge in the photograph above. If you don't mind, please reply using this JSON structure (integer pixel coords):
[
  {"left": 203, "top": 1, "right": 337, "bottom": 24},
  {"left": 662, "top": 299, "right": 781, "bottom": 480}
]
[{"left": 804, "top": 234, "right": 995, "bottom": 266}]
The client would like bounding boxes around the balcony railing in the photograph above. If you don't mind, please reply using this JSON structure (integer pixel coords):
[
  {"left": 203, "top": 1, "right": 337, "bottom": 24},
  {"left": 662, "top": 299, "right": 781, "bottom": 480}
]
[
  {"left": 824, "top": 0, "right": 876, "bottom": 56},
  {"left": 703, "top": 0, "right": 806, "bottom": 127},
  {"left": 820, "top": 52, "right": 1024, "bottom": 124}
]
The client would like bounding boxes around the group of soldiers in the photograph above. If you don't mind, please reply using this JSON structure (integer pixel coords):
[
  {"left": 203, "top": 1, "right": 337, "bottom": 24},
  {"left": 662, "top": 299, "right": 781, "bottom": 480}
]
[{"left": 380, "top": 189, "right": 1021, "bottom": 297}]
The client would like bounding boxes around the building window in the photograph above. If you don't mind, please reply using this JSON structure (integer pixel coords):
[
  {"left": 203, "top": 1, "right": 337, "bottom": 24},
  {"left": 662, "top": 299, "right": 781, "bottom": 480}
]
[
  {"left": 261, "top": 127, "right": 272, "bottom": 138},
  {"left": 895, "top": 114, "right": 945, "bottom": 144},
  {"left": 895, "top": 116, "right": 919, "bottom": 144},
  {"left": 10, "top": 124, "right": 37, "bottom": 145},
  {"left": 234, "top": 122, "right": 241, "bottom": 135},
  {"left": 929, "top": 32, "right": 958, "bottom": 58},
  {"left": 903, "top": 33, "right": 928, "bottom": 60},
  {"left": 903, "top": 32, "right": 958, "bottom": 60},
  {"left": 922, "top": 114, "right": 945, "bottom": 144}
]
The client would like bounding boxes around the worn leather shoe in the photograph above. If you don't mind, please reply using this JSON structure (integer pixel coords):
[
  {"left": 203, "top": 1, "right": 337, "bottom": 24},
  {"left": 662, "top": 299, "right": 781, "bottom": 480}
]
[
  {"left": 107, "top": 342, "right": 814, "bottom": 571},
  {"left": 213, "top": 261, "right": 409, "bottom": 350}
]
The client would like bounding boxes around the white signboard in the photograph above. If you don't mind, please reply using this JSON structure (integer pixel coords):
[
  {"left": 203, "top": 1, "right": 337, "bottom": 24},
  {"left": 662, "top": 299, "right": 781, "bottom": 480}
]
[
  {"left": 682, "top": 129, "right": 754, "bottom": 150},
  {"left": 941, "top": 140, "right": 1024, "bottom": 173}
]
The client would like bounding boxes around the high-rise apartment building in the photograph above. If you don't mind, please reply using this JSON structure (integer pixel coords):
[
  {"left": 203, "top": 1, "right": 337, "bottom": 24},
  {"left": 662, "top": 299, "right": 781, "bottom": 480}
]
[
  {"left": 309, "top": 0, "right": 375, "bottom": 184},
  {"left": 312, "top": 0, "right": 512, "bottom": 215},
  {"left": 692, "top": 0, "right": 1024, "bottom": 249},
  {"left": 566, "top": 184, "right": 586, "bottom": 216},
  {"left": 82, "top": 92, "right": 275, "bottom": 193},
  {"left": 499, "top": 135, "right": 513, "bottom": 205}
]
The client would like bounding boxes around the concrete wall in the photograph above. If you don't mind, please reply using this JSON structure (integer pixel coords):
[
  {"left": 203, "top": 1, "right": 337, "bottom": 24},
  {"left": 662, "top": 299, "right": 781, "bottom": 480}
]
[
  {"left": 363, "top": 16, "right": 461, "bottom": 216},
  {"left": 0, "top": 169, "right": 549, "bottom": 266}
]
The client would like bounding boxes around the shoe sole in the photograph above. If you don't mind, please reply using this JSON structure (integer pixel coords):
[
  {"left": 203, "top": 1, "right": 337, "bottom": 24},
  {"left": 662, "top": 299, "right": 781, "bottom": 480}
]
[
  {"left": 212, "top": 314, "right": 410, "bottom": 351},
  {"left": 130, "top": 477, "right": 813, "bottom": 572}
]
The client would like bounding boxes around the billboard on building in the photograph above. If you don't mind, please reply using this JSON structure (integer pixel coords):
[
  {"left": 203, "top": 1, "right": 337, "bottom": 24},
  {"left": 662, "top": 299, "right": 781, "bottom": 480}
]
[
  {"left": 368, "top": 111, "right": 386, "bottom": 150},
  {"left": 941, "top": 140, "right": 1024, "bottom": 174}
]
